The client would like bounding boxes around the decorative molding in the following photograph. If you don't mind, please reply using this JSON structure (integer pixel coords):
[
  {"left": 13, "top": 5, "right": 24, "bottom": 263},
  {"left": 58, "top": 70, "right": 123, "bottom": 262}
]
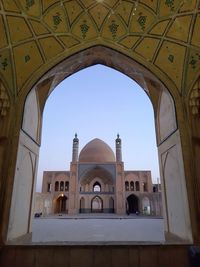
[
  {"left": 189, "top": 77, "right": 200, "bottom": 116},
  {"left": 0, "top": 82, "right": 10, "bottom": 117}
]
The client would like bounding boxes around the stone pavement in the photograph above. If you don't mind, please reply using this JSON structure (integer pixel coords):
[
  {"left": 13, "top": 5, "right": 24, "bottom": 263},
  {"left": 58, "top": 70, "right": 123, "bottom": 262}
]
[
  {"left": 32, "top": 216, "right": 165, "bottom": 244},
  {"left": 40, "top": 213, "right": 163, "bottom": 219}
]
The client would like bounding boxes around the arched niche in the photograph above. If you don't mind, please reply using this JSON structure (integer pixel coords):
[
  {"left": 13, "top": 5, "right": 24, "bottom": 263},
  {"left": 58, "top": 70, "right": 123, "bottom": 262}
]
[
  {"left": 79, "top": 165, "right": 114, "bottom": 191},
  {"left": 91, "top": 196, "right": 103, "bottom": 213},
  {"left": 127, "top": 194, "right": 139, "bottom": 214},
  {"left": 93, "top": 182, "right": 101, "bottom": 192},
  {"left": 80, "top": 197, "right": 85, "bottom": 213},
  {"left": 125, "top": 181, "right": 129, "bottom": 191},
  {"left": 54, "top": 195, "right": 68, "bottom": 214},
  {"left": 7, "top": 46, "right": 192, "bottom": 243},
  {"left": 142, "top": 197, "right": 150, "bottom": 215}
]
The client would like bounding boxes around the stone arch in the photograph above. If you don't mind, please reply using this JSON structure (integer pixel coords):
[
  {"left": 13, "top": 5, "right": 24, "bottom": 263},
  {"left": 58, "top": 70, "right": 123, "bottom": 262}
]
[
  {"left": 91, "top": 196, "right": 103, "bottom": 213},
  {"left": 54, "top": 195, "right": 68, "bottom": 214},
  {"left": 6, "top": 45, "right": 193, "bottom": 243},
  {"left": 127, "top": 194, "right": 139, "bottom": 214}
]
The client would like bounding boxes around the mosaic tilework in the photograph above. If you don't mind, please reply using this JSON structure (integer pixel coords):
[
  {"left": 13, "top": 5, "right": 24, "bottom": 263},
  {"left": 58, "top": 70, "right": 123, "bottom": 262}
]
[{"left": 0, "top": 0, "right": 199, "bottom": 105}]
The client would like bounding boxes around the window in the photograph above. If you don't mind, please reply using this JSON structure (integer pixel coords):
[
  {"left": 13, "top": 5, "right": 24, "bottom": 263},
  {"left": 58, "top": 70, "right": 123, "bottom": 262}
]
[
  {"left": 65, "top": 181, "right": 69, "bottom": 191},
  {"left": 130, "top": 181, "right": 134, "bottom": 191},
  {"left": 125, "top": 181, "right": 129, "bottom": 191},
  {"left": 135, "top": 181, "right": 140, "bottom": 191},
  {"left": 93, "top": 182, "right": 101, "bottom": 192},
  {"left": 143, "top": 182, "right": 147, "bottom": 192},
  {"left": 153, "top": 185, "right": 159, "bottom": 192},
  {"left": 60, "top": 181, "right": 64, "bottom": 191},
  {"left": 47, "top": 183, "right": 51, "bottom": 193}
]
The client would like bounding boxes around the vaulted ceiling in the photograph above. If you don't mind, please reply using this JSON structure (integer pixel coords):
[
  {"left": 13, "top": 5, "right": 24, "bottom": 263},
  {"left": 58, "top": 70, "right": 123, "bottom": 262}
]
[{"left": 0, "top": 0, "right": 199, "bottom": 115}]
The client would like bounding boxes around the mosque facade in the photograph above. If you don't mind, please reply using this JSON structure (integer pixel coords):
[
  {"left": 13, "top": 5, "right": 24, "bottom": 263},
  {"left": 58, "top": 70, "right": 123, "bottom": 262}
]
[{"left": 35, "top": 135, "right": 162, "bottom": 216}]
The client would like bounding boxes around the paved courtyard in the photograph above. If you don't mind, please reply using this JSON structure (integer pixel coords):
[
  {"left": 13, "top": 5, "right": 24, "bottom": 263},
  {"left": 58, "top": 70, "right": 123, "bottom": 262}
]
[{"left": 32, "top": 216, "right": 165, "bottom": 244}]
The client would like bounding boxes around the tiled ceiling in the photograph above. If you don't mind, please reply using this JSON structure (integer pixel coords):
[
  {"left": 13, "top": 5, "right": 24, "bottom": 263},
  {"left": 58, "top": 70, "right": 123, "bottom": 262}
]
[{"left": 0, "top": 0, "right": 199, "bottom": 103}]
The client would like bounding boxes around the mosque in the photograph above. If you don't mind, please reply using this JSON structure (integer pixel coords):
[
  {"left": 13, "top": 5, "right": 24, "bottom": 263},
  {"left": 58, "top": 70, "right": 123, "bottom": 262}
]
[
  {"left": 35, "top": 135, "right": 162, "bottom": 216},
  {"left": 0, "top": 1, "right": 200, "bottom": 266}
]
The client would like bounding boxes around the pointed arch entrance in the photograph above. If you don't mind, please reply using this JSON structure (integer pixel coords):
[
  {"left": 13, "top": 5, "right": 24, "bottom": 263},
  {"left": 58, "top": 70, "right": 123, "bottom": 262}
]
[
  {"left": 55, "top": 195, "right": 68, "bottom": 214},
  {"left": 127, "top": 194, "right": 139, "bottom": 214},
  {"left": 91, "top": 196, "right": 103, "bottom": 213},
  {"left": 6, "top": 45, "right": 193, "bottom": 243}
]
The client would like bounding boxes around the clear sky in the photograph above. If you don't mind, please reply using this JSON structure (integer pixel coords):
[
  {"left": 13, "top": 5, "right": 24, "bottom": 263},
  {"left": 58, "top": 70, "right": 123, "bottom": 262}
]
[{"left": 36, "top": 64, "right": 160, "bottom": 192}]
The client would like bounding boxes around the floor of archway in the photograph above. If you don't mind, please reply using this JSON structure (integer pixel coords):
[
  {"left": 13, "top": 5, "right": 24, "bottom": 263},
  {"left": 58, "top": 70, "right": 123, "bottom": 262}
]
[{"left": 31, "top": 215, "right": 165, "bottom": 244}]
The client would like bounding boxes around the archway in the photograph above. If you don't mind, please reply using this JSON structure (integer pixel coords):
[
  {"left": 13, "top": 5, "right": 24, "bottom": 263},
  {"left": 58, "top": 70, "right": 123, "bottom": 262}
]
[
  {"left": 142, "top": 197, "right": 151, "bottom": 215},
  {"left": 91, "top": 196, "right": 103, "bottom": 213},
  {"left": 55, "top": 195, "right": 68, "bottom": 214},
  {"left": 6, "top": 46, "right": 192, "bottom": 243},
  {"left": 127, "top": 194, "right": 139, "bottom": 214}
]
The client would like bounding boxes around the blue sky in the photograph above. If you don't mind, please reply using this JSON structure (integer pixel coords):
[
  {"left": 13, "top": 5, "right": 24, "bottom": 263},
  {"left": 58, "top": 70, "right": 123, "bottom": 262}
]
[{"left": 36, "top": 65, "right": 160, "bottom": 192}]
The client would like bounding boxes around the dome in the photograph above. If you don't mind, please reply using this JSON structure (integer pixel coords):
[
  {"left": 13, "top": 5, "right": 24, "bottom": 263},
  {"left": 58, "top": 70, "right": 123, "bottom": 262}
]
[{"left": 79, "top": 139, "right": 115, "bottom": 163}]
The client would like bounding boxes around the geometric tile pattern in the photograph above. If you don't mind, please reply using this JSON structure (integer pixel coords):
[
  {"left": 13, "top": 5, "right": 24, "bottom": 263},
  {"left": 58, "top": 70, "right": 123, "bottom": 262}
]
[{"left": 0, "top": 0, "right": 199, "bottom": 105}]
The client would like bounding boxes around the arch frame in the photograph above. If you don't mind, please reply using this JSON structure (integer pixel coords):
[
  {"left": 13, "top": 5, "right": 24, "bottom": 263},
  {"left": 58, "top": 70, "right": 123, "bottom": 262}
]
[
  {"left": 127, "top": 194, "right": 139, "bottom": 214},
  {"left": 54, "top": 194, "right": 68, "bottom": 214},
  {"left": 91, "top": 195, "right": 103, "bottom": 213},
  {"left": 0, "top": 45, "right": 197, "bottom": 244}
]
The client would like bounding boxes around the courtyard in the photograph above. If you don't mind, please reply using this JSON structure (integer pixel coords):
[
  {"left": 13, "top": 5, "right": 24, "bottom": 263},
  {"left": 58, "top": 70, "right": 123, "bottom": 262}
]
[{"left": 32, "top": 215, "right": 165, "bottom": 244}]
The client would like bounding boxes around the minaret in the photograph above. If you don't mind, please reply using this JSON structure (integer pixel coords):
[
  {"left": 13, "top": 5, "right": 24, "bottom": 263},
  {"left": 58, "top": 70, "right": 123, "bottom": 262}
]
[
  {"left": 115, "top": 133, "right": 122, "bottom": 162},
  {"left": 72, "top": 133, "right": 79, "bottom": 162}
]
